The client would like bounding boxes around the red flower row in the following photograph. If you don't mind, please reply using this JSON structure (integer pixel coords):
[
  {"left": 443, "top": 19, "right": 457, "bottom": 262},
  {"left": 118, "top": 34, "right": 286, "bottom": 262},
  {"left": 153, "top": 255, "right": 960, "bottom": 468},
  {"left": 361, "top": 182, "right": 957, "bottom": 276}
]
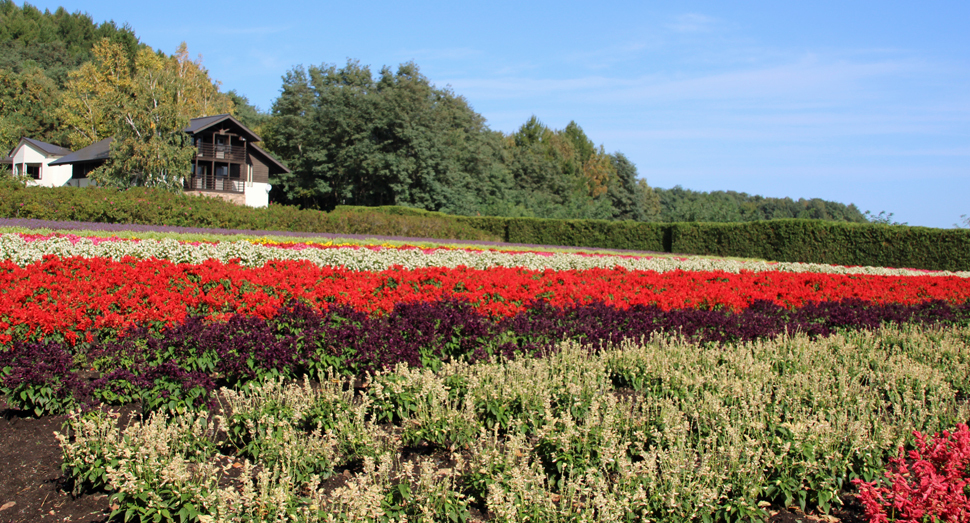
[{"left": 2, "top": 255, "right": 969, "bottom": 346}]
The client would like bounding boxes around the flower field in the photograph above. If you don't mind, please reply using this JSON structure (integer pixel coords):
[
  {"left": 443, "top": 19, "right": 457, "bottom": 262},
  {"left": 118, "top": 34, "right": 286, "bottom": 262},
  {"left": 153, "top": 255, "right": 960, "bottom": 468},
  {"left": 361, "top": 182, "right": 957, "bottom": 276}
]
[{"left": 2, "top": 228, "right": 969, "bottom": 523}]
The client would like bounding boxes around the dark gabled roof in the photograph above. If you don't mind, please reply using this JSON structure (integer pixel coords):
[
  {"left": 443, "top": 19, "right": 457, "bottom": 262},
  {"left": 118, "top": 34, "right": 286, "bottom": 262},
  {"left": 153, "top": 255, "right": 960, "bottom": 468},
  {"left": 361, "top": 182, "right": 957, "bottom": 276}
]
[
  {"left": 18, "top": 137, "right": 73, "bottom": 157},
  {"left": 249, "top": 143, "right": 290, "bottom": 174},
  {"left": 45, "top": 117, "right": 288, "bottom": 173},
  {"left": 49, "top": 137, "right": 113, "bottom": 166},
  {"left": 185, "top": 114, "right": 262, "bottom": 143}
]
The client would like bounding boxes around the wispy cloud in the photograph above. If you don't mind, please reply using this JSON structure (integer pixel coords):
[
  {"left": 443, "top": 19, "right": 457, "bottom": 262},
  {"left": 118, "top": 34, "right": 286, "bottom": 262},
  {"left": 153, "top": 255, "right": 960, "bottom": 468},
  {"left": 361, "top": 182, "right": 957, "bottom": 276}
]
[
  {"left": 448, "top": 54, "right": 927, "bottom": 107},
  {"left": 206, "top": 25, "right": 290, "bottom": 36},
  {"left": 564, "top": 41, "right": 658, "bottom": 70},
  {"left": 396, "top": 47, "right": 483, "bottom": 61},
  {"left": 668, "top": 13, "right": 718, "bottom": 33},
  {"left": 608, "top": 57, "right": 920, "bottom": 105}
]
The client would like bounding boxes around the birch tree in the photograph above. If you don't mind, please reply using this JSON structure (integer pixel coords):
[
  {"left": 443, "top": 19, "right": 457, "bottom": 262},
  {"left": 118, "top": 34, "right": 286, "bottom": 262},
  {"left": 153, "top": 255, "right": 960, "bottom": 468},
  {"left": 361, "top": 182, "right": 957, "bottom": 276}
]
[{"left": 61, "top": 39, "right": 233, "bottom": 190}]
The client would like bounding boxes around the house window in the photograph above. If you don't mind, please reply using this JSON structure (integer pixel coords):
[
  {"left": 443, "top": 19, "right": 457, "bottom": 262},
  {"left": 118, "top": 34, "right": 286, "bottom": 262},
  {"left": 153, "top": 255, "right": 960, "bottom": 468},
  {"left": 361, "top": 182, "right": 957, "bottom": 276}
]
[
  {"left": 74, "top": 163, "right": 97, "bottom": 179},
  {"left": 26, "top": 164, "right": 41, "bottom": 179}
]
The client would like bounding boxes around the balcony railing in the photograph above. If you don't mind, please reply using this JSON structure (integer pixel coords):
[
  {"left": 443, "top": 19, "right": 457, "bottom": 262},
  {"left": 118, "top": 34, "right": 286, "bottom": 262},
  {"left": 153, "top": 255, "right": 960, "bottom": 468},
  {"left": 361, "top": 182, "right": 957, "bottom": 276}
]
[
  {"left": 196, "top": 142, "right": 246, "bottom": 161},
  {"left": 185, "top": 174, "right": 244, "bottom": 194}
]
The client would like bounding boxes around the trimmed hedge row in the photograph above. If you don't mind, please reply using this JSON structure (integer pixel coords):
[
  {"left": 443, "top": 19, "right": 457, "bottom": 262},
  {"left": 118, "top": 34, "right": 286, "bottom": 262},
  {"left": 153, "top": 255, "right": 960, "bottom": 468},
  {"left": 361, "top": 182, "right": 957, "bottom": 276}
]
[
  {"left": 336, "top": 206, "right": 670, "bottom": 252},
  {"left": 0, "top": 182, "right": 499, "bottom": 242},
  {"left": 668, "top": 220, "right": 970, "bottom": 272},
  {"left": 4, "top": 182, "right": 968, "bottom": 270},
  {"left": 345, "top": 206, "right": 970, "bottom": 271}
]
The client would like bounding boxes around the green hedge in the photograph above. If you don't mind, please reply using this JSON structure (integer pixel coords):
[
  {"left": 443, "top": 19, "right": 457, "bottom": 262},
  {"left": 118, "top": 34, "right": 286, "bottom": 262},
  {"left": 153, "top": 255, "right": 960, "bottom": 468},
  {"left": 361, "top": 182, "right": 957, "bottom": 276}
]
[
  {"left": 336, "top": 208, "right": 670, "bottom": 252},
  {"left": 4, "top": 183, "right": 968, "bottom": 271},
  {"left": 0, "top": 183, "right": 499, "bottom": 242},
  {"left": 669, "top": 220, "right": 970, "bottom": 272},
  {"left": 340, "top": 206, "right": 970, "bottom": 271}
]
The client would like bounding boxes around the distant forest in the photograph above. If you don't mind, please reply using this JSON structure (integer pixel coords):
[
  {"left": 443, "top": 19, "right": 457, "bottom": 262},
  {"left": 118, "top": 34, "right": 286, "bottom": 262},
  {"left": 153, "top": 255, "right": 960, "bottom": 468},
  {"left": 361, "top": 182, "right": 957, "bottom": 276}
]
[{"left": 0, "top": 1, "right": 870, "bottom": 224}]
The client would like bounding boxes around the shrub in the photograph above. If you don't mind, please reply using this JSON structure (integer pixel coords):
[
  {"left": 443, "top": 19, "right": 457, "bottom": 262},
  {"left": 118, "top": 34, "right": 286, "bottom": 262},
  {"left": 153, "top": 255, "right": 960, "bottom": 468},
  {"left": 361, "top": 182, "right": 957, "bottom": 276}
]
[{"left": 0, "top": 185, "right": 500, "bottom": 242}]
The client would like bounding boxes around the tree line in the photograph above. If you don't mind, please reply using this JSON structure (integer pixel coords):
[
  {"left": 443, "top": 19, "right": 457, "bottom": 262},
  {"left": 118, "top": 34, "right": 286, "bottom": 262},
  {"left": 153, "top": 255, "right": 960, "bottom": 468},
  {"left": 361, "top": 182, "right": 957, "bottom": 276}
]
[
  {"left": 2, "top": 1, "right": 871, "bottom": 224},
  {"left": 261, "top": 61, "right": 659, "bottom": 221},
  {"left": 654, "top": 186, "right": 869, "bottom": 223}
]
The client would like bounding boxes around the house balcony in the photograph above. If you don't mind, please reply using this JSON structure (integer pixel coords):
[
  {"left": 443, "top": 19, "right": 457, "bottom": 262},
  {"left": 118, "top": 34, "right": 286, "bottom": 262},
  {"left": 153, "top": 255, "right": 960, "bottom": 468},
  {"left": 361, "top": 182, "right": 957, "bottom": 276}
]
[
  {"left": 185, "top": 174, "right": 244, "bottom": 194},
  {"left": 196, "top": 143, "right": 247, "bottom": 162}
]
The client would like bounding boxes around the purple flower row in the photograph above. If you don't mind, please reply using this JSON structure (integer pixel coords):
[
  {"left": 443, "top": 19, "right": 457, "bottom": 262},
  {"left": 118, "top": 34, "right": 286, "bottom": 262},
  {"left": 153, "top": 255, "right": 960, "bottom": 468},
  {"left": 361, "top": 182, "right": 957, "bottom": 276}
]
[{"left": 2, "top": 298, "right": 968, "bottom": 415}]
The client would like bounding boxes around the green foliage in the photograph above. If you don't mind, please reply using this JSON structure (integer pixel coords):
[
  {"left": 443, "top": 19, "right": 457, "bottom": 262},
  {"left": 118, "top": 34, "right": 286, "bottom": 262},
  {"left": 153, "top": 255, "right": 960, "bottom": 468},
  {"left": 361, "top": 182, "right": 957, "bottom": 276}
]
[
  {"left": 655, "top": 185, "right": 869, "bottom": 224},
  {"left": 670, "top": 219, "right": 970, "bottom": 272},
  {"left": 6, "top": 379, "right": 77, "bottom": 416},
  {"left": 4, "top": 180, "right": 965, "bottom": 271},
  {"left": 263, "top": 61, "right": 660, "bottom": 222},
  {"left": 0, "top": 184, "right": 501, "bottom": 242},
  {"left": 0, "top": 2, "right": 875, "bottom": 229},
  {"left": 225, "top": 89, "right": 269, "bottom": 137},
  {"left": 58, "top": 410, "right": 122, "bottom": 494},
  {"left": 140, "top": 378, "right": 210, "bottom": 416},
  {"left": 92, "top": 377, "right": 140, "bottom": 406},
  {"left": 64, "top": 41, "right": 232, "bottom": 189},
  {"left": 265, "top": 60, "right": 501, "bottom": 214},
  {"left": 863, "top": 210, "right": 906, "bottom": 225},
  {"left": 0, "top": 65, "right": 66, "bottom": 152},
  {"left": 0, "top": 0, "right": 144, "bottom": 153},
  {"left": 367, "top": 373, "right": 421, "bottom": 425}
]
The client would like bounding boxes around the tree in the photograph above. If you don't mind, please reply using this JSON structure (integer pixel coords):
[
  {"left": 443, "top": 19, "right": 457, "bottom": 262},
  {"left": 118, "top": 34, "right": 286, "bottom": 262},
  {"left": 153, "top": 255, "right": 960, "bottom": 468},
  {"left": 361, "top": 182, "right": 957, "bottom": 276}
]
[
  {"left": 0, "top": 1, "right": 143, "bottom": 152},
  {"left": 262, "top": 66, "right": 317, "bottom": 207},
  {"left": 91, "top": 47, "right": 194, "bottom": 190},
  {"left": 262, "top": 59, "right": 660, "bottom": 221},
  {"left": 226, "top": 89, "right": 269, "bottom": 137},
  {"left": 61, "top": 40, "right": 233, "bottom": 190},
  {"left": 266, "top": 60, "right": 501, "bottom": 212},
  {"left": 503, "top": 117, "right": 624, "bottom": 220},
  {"left": 863, "top": 210, "right": 906, "bottom": 226},
  {"left": 170, "top": 43, "right": 233, "bottom": 119},
  {"left": 60, "top": 38, "right": 130, "bottom": 148},
  {"left": 607, "top": 152, "right": 650, "bottom": 221},
  {"left": 0, "top": 64, "right": 64, "bottom": 153}
]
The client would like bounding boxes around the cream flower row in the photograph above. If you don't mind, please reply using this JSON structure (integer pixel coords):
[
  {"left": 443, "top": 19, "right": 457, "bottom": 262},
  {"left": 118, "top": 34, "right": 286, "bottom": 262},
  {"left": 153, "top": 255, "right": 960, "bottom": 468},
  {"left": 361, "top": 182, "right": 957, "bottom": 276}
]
[{"left": 1, "top": 233, "right": 966, "bottom": 277}]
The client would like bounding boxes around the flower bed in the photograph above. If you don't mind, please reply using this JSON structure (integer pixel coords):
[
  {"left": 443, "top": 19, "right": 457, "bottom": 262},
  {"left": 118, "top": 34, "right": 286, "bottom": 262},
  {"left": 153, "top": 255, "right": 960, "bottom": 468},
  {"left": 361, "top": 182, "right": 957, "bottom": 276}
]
[
  {"left": 3, "top": 228, "right": 970, "bottom": 522},
  {"left": 54, "top": 326, "right": 970, "bottom": 522},
  {"left": 5, "top": 232, "right": 968, "bottom": 276},
  {"left": 5, "top": 298, "right": 969, "bottom": 417},
  {"left": 3, "top": 254, "right": 970, "bottom": 347}
]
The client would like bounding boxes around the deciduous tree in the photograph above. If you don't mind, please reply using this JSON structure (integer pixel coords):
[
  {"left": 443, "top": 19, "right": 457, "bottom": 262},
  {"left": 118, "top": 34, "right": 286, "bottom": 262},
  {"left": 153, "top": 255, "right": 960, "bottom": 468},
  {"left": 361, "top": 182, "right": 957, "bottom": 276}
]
[{"left": 61, "top": 40, "right": 232, "bottom": 190}]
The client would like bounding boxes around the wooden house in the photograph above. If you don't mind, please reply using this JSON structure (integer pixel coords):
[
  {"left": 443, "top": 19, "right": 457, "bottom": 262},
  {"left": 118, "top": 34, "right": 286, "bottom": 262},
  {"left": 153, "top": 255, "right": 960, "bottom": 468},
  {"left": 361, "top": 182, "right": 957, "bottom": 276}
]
[{"left": 36, "top": 114, "right": 289, "bottom": 208}]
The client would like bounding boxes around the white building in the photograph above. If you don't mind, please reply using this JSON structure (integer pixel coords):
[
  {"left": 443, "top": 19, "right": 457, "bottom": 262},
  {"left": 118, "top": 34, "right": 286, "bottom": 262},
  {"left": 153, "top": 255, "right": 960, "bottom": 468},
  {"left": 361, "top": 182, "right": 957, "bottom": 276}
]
[{"left": 1, "top": 138, "right": 74, "bottom": 187}]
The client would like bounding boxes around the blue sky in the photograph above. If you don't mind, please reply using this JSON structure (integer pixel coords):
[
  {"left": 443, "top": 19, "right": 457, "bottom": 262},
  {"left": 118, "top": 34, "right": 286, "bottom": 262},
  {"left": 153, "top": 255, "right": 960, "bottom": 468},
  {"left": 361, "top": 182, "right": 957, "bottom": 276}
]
[{"left": 31, "top": 0, "right": 970, "bottom": 227}]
